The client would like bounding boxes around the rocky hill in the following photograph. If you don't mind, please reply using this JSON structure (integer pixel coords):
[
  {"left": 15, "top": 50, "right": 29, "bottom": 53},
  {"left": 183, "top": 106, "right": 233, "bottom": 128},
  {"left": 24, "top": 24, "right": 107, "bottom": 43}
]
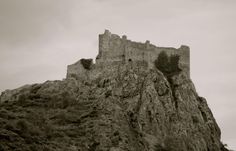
[
  {"left": 0, "top": 31, "right": 229, "bottom": 151},
  {"left": 0, "top": 65, "right": 228, "bottom": 151}
]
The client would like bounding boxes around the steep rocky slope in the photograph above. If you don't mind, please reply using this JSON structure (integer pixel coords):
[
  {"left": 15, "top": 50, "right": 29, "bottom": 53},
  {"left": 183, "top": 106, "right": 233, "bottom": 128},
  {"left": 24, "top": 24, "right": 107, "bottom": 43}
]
[{"left": 0, "top": 63, "right": 228, "bottom": 151}]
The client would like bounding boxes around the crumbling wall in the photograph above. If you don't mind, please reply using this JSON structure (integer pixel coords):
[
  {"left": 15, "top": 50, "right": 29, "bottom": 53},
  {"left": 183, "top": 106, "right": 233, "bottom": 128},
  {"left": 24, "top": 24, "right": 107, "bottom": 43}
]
[
  {"left": 96, "top": 30, "right": 190, "bottom": 74},
  {"left": 67, "top": 60, "right": 89, "bottom": 79},
  {"left": 68, "top": 30, "right": 190, "bottom": 79}
]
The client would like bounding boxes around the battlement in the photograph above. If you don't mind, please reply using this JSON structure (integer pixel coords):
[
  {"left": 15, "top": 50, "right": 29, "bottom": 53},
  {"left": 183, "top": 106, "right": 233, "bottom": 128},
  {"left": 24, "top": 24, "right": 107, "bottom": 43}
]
[
  {"left": 67, "top": 30, "right": 190, "bottom": 79},
  {"left": 96, "top": 30, "right": 190, "bottom": 73}
]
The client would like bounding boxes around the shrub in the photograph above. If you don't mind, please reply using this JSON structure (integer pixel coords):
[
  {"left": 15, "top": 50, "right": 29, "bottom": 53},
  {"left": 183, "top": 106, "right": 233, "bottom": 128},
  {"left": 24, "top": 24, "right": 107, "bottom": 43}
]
[
  {"left": 154, "top": 51, "right": 169, "bottom": 74},
  {"left": 154, "top": 51, "right": 181, "bottom": 75},
  {"left": 80, "top": 59, "right": 93, "bottom": 70}
]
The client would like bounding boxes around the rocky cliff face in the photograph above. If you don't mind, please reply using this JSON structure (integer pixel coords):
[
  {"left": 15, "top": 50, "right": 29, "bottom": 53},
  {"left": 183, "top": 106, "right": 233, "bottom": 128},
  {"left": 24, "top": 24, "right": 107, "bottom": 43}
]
[{"left": 0, "top": 63, "right": 228, "bottom": 151}]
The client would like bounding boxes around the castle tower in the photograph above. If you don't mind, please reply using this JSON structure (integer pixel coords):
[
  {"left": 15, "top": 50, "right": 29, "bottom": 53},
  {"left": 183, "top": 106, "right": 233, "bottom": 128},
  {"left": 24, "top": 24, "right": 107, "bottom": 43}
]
[
  {"left": 94, "top": 30, "right": 190, "bottom": 76},
  {"left": 96, "top": 30, "right": 111, "bottom": 65},
  {"left": 99, "top": 30, "right": 111, "bottom": 53},
  {"left": 178, "top": 45, "right": 190, "bottom": 76}
]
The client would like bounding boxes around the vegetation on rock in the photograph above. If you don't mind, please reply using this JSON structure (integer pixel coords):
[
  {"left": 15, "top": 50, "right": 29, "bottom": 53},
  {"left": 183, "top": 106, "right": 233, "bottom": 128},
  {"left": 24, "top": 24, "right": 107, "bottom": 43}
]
[
  {"left": 81, "top": 58, "right": 93, "bottom": 70},
  {"left": 0, "top": 65, "right": 229, "bottom": 151},
  {"left": 154, "top": 51, "right": 181, "bottom": 75}
]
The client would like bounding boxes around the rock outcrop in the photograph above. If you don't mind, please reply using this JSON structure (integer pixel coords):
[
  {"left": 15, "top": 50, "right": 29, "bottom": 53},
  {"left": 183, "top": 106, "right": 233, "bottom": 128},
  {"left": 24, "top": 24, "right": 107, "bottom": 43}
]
[
  {"left": 0, "top": 65, "right": 228, "bottom": 151},
  {"left": 0, "top": 30, "right": 228, "bottom": 151}
]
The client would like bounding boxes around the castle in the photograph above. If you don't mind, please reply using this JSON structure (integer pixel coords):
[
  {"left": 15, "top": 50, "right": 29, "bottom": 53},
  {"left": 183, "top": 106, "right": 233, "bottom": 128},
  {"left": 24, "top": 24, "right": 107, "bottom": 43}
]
[{"left": 67, "top": 30, "right": 190, "bottom": 78}]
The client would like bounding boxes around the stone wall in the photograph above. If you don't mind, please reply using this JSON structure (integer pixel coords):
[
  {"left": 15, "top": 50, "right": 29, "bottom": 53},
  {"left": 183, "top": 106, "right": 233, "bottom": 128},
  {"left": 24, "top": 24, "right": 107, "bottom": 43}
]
[
  {"left": 67, "top": 60, "right": 89, "bottom": 79},
  {"left": 67, "top": 59, "right": 103, "bottom": 80},
  {"left": 67, "top": 30, "right": 190, "bottom": 79},
  {"left": 96, "top": 30, "right": 190, "bottom": 74}
]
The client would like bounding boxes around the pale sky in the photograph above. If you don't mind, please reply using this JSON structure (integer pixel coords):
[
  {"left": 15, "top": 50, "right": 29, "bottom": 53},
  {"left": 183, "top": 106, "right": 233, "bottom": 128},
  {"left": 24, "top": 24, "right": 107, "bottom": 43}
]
[{"left": 0, "top": 0, "right": 235, "bottom": 149}]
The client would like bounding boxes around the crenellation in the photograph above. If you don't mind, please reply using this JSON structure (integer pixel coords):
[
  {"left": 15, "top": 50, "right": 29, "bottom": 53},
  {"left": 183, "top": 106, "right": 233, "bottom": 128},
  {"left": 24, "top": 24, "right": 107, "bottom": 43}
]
[
  {"left": 104, "top": 29, "right": 111, "bottom": 36},
  {"left": 67, "top": 30, "right": 190, "bottom": 79}
]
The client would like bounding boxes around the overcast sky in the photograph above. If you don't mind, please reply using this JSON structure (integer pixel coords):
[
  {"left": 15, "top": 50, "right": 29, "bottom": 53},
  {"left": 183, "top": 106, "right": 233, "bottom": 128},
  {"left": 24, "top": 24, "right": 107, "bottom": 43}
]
[{"left": 0, "top": 0, "right": 235, "bottom": 149}]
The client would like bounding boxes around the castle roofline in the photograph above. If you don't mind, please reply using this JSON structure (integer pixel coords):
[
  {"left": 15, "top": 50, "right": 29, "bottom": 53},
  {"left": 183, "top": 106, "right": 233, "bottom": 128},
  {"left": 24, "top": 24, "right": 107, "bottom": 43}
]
[{"left": 100, "top": 30, "right": 189, "bottom": 51}]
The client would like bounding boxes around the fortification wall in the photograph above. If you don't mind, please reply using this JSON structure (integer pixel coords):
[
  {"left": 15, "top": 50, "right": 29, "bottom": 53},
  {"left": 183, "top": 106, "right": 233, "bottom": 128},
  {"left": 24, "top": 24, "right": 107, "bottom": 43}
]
[
  {"left": 96, "top": 30, "right": 190, "bottom": 74},
  {"left": 67, "top": 60, "right": 89, "bottom": 79},
  {"left": 96, "top": 30, "right": 126, "bottom": 66},
  {"left": 67, "top": 30, "right": 190, "bottom": 79}
]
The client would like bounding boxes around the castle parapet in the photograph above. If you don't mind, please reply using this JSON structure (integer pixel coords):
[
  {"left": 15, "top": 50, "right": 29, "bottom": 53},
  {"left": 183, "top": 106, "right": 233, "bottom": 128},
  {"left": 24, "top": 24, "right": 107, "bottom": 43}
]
[
  {"left": 96, "top": 30, "right": 190, "bottom": 75},
  {"left": 104, "top": 29, "right": 111, "bottom": 36},
  {"left": 68, "top": 30, "right": 191, "bottom": 79}
]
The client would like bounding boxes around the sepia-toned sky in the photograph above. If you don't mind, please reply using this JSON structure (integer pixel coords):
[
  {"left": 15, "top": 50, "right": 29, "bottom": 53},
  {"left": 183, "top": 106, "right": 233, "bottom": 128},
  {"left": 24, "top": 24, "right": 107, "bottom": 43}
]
[{"left": 0, "top": 0, "right": 235, "bottom": 149}]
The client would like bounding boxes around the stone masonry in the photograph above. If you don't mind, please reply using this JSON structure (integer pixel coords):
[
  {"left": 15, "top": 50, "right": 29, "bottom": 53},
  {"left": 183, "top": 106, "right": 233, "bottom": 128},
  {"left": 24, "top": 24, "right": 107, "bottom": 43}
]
[{"left": 67, "top": 30, "right": 190, "bottom": 78}]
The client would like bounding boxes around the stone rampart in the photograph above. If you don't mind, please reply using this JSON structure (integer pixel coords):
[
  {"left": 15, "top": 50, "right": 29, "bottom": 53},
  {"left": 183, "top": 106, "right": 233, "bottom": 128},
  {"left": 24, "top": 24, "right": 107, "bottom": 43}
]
[
  {"left": 67, "top": 30, "right": 190, "bottom": 79},
  {"left": 96, "top": 30, "right": 190, "bottom": 72}
]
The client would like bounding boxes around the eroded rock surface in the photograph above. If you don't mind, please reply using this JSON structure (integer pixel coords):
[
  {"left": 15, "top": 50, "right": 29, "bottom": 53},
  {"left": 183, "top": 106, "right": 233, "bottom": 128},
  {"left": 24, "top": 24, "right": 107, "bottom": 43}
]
[{"left": 0, "top": 64, "right": 228, "bottom": 151}]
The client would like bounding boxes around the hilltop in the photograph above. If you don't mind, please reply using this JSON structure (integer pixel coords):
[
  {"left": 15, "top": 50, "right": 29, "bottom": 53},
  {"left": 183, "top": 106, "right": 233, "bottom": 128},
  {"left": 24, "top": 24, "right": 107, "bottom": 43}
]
[{"left": 0, "top": 30, "right": 228, "bottom": 151}]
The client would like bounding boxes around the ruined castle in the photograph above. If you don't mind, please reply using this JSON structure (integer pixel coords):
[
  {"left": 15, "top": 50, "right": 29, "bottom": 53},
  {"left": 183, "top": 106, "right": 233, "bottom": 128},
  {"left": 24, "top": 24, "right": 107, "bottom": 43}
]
[{"left": 67, "top": 30, "right": 190, "bottom": 78}]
